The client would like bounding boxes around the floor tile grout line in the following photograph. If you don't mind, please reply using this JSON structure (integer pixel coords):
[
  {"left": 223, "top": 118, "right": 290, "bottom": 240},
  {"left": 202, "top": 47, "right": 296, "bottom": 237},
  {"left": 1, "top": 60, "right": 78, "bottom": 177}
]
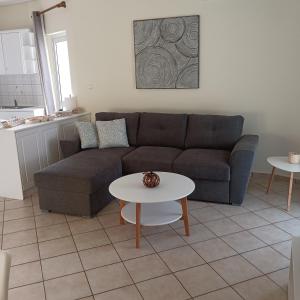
[
  {"left": 269, "top": 243, "right": 291, "bottom": 259},
  {"left": 169, "top": 202, "right": 291, "bottom": 294},
  {"left": 24, "top": 243, "right": 229, "bottom": 274},
  {"left": 197, "top": 240, "right": 259, "bottom": 289},
  {"left": 2, "top": 207, "right": 34, "bottom": 222},
  {"left": 239, "top": 225, "right": 292, "bottom": 244},
  {"left": 3, "top": 225, "right": 36, "bottom": 236},
  {"left": 4, "top": 203, "right": 33, "bottom": 211},
  {"left": 248, "top": 188, "right": 294, "bottom": 210},
  {"left": 206, "top": 219, "right": 291, "bottom": 291},
  {"left": 239, "top": 246, "right": 290, "bottom": 276},
  {"left": 225, "top": 230, "right": 291, "bottom": 260},
  {"left": 265, "top": 266, "right": 290, "bottom": 291},
  {"left": 1, "top": 192, "right": 297, "bottom": 233},
  {"left": 10, "top": 263, "right": 290, "bottom": 298},
  {"left": 220, "top": 234, "right": 290, "bottom": 257},
  {"left": 8, "top": 279, "right": 44, "bottom": 291},
  {"left": 231, "top": 272, "right": 288, "bottom": 297},
  {"left": 1, "top": 239, "right": 37, "bottom": 251},
  {"left": 2, "top": 217, "right": 293, "bottom": 252},
  {"left": 4, "top": 207, "right": 297, "bottom": 240},
  {"left": 191, "top": 285, "right": 247, "bottom": 300},
  {"left": 2, "top": 188, "right": 295, "bottom": 296},
  {"left": 5, "top": 228, "right": 292, "bottom": 281},
  {"left": 200, "top": 207, "right": 296, "bottom": 237},
  {"left": 251, "top": 209, "right": 294, "bottom": 224},
  {"left": 147, "top": 226, "right": 194, "bottom": 299},
  {"left": 31, "top": 194, "right": 48, "bottom": 300},
  {"left": 99, "top": 212, "right": 146, "bottom": 300},
  {"left": 87, "top": 282, "right": 137, "bottom": 299},
  {"left": 230, "top": 282, "right": 248, "bottom": 300},
  {"left": 7, "top": 249, "right": 290, "bottom": 292},
  {"left": 64, "top": 217, "right": 94, "bottom": 299},
  {"left": 154, "top": 220, "right": 228, "bottom": 298},
  {"left": 4, "top": 218, "right": 290, "bottom": 292}
]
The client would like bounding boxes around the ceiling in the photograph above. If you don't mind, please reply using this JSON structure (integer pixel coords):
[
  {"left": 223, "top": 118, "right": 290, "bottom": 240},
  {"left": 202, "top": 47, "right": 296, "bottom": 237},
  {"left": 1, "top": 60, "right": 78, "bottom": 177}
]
[{"left": 0, "top": 0, "right": 32, "bottom": 6}]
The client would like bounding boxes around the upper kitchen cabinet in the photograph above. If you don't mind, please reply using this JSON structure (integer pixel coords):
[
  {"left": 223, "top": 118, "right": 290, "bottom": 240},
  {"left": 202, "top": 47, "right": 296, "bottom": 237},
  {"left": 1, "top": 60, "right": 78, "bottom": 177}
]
[{"left": 0, "top": 29, "right": 38, "bottom": 75}]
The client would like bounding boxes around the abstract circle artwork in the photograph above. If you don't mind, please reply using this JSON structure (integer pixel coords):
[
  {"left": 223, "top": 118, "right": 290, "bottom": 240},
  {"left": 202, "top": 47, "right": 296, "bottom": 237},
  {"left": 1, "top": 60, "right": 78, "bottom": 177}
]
[{"left": 134, "top": 15, "right": 199, "bottom": 89}]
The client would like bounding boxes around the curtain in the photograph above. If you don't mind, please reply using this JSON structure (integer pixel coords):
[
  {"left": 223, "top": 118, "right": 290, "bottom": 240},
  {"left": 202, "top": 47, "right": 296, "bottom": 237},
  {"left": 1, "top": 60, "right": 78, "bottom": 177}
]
[{"left": 32, "top": 12, "right": 55, "bottom": 115}]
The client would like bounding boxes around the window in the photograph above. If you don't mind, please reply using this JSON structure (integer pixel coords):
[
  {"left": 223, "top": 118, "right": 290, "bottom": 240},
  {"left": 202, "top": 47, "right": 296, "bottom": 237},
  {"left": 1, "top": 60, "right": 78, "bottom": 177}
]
[{"left": 51, "top": 34, "right": 72, "bottom": 109}]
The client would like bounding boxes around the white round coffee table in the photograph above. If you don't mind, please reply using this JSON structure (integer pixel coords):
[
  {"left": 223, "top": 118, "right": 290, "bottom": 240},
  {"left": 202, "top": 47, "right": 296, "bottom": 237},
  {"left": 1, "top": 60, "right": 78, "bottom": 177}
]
[
  {"left": 267, "top": 156, "right": 300, "bottom": 210},
  {"left": 109, "top": 172, "right": 195, "bottom": 248}
]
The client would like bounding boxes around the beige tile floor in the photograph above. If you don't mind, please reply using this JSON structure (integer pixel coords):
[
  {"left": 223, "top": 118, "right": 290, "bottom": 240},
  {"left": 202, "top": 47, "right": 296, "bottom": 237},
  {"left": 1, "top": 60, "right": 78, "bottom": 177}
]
[{"left": 1, "top": 174, "right": 298, "bottom": 299}]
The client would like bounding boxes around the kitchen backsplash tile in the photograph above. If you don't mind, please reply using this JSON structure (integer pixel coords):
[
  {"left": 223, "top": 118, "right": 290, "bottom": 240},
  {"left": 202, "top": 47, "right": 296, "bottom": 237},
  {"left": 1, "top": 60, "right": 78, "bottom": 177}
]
[{"left": 0, "top": 74, "right": 44, "bottom": 107}]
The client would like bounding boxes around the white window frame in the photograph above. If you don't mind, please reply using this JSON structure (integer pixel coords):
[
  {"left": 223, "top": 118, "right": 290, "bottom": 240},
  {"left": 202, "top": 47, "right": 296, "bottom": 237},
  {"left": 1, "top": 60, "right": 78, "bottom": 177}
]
[{"left": 48, "top": 32, "right": 72, "bottom": 110}]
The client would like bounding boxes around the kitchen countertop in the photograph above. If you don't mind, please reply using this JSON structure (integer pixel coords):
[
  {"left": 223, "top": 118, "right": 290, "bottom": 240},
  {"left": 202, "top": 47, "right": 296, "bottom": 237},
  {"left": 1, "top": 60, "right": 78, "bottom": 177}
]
[{"left": 1, "top": 112, "right": 90, "bottom": 133}]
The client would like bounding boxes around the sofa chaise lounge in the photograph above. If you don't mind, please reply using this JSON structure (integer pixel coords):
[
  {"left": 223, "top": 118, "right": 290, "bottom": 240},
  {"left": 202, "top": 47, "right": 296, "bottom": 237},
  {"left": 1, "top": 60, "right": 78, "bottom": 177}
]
[{"left": 34, "top": 112, "right": 259, "bottom": 216}]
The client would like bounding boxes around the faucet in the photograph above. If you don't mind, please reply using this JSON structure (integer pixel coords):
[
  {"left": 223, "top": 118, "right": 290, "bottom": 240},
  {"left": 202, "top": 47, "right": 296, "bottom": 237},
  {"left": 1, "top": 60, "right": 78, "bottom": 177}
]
[{"left": 14, "top": 99, "right": 18, "bottom": 107}]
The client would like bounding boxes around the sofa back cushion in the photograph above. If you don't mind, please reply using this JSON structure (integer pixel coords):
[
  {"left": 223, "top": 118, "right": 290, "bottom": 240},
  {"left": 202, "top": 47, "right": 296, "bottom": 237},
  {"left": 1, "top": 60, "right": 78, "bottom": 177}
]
[
  {"left": 95, "top": 112, "right": 140, "bottom": 146},
  {"left": 137, "top": 112, "right": 187, "bottom": 148},
  {"left": 185, "top": 115, "right": 244, "bottom": 150}
]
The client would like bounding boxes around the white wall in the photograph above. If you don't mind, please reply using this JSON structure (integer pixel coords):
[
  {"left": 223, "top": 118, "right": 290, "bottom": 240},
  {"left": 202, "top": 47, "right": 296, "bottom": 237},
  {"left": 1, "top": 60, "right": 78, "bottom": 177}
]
[{"left": 0, "top": 0, "right": 299, "bottom": 173}]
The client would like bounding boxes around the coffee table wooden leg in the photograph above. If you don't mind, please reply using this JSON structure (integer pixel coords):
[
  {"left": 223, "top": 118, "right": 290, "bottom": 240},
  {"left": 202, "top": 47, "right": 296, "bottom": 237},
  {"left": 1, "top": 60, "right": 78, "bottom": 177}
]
[
  {"left": 136, "top": 203, "right": 141, "bottom": 248},
  {"left": 267, "top": 167, "right": 276, "bottom": 194},
  {"left": 181, "top": 197, "right": 190, "bottom": 236},
  {"left": 288, "top": 172, "right": 294, "bottom": 211},
  {"left": 119, "top": 200, "right": 125, "bottom": 225}
]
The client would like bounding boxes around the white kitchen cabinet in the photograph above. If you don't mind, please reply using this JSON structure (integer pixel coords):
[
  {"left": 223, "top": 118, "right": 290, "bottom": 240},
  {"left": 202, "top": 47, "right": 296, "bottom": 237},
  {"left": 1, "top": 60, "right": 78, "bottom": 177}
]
[
  {"left": 2, "top": 32, "right": 24, "bottom": 74},
  {"left": 0, "top": 113, "right": 90, "bottom": 199},
  {"left": 0, "top": 29, "right": 38, "bottom": 75}
]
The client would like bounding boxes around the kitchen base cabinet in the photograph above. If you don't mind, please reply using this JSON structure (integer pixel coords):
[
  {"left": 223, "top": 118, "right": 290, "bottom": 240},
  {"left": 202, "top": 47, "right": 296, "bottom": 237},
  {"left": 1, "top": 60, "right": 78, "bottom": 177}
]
[{"left": 0, "top": 113, "right": 90, "bottom": 200}]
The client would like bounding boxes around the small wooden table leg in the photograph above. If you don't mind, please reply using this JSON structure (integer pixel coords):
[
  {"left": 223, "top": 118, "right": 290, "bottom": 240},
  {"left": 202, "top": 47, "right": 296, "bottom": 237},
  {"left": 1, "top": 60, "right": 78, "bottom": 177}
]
[
  {"left": 136, "top": 203, "right": 141, "bottom": 248},
  {"left": 181, "top": 197, "right": 190, "bottom": 236},
  {"left": 119, "top": 200, "right": 125, "bottom": 225},
  {"left": 267, "top": 167, "right": 276, "bottom": 194},
  {"left": 288, "top": 172, "right": 294, "bottom": 211}
]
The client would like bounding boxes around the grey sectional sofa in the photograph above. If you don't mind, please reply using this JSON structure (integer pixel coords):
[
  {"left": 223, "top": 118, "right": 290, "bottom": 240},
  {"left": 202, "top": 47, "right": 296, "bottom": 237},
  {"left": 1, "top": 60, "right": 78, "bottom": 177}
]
[{"left": 34, "top": 112, "right": 258, "bottom": 217}]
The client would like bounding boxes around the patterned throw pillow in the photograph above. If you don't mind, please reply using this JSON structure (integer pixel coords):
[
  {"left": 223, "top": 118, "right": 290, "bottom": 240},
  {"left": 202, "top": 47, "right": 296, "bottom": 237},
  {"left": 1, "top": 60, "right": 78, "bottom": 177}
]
[
  {"left": 76, "top": 122, "right": 98, "bottom": 149},
  {"left": 96, "top": 118, "right": 129, "bottom": 148}
]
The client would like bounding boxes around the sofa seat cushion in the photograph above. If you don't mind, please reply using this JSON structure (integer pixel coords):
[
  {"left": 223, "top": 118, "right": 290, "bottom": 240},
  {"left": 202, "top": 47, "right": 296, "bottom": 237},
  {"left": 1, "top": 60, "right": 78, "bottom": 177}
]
[
  {"left": 122, "top": 146, "right": 182, "bottom": 174},
  {"left": 34, "top": 147, "right": 135, "bottom": 194},
  {"left": 173, "top": 149, "right": 231, "bottom": 181}
]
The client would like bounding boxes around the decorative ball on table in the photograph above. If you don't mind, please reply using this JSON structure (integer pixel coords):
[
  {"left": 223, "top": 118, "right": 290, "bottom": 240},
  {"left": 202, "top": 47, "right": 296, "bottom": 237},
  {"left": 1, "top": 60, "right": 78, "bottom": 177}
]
[{"left": 143, "top": 171, "right": 160, "bottom": 188}]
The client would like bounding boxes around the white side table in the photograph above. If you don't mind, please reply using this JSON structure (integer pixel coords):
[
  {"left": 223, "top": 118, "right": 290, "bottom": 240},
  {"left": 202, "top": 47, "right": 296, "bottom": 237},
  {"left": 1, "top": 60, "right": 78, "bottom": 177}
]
[{"left": 267, "top": 156, "right": 300, "bottom": 210}]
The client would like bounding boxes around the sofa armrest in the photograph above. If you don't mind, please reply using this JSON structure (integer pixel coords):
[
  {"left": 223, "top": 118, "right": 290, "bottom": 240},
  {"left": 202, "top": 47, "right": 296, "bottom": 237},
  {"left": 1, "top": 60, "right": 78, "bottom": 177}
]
[
  {"left": 60, "top": 138, "right": 81, "bottom": 158},
  {"left": 229, "top": 135, "right": 259, "bottom": 205}
]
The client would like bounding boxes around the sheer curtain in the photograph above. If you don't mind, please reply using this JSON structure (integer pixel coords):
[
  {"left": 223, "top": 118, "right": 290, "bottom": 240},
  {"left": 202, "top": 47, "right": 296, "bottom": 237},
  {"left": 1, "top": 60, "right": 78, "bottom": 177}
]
[{"left": 32, "top": 12, "right": 55, "bottom": 115}]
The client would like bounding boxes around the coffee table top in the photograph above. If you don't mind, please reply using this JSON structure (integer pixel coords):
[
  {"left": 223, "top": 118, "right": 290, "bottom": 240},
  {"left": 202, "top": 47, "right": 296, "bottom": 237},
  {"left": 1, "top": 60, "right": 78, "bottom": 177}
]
[
  {"left": 109, "top": 172, "right": 195, "bottom": 203},
  {"left": 267, "top": 156, "right": 300, "bottom": 173}
]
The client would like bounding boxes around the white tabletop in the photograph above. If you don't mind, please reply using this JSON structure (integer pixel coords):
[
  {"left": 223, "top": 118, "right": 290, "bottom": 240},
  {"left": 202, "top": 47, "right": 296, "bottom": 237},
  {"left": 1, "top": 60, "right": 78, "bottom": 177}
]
[
  {"left": 267, "top": 156, "right": 300, "bottom": 173},
  {"left": 109, "top": 172, "right": 195, "bottom": 203}
]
